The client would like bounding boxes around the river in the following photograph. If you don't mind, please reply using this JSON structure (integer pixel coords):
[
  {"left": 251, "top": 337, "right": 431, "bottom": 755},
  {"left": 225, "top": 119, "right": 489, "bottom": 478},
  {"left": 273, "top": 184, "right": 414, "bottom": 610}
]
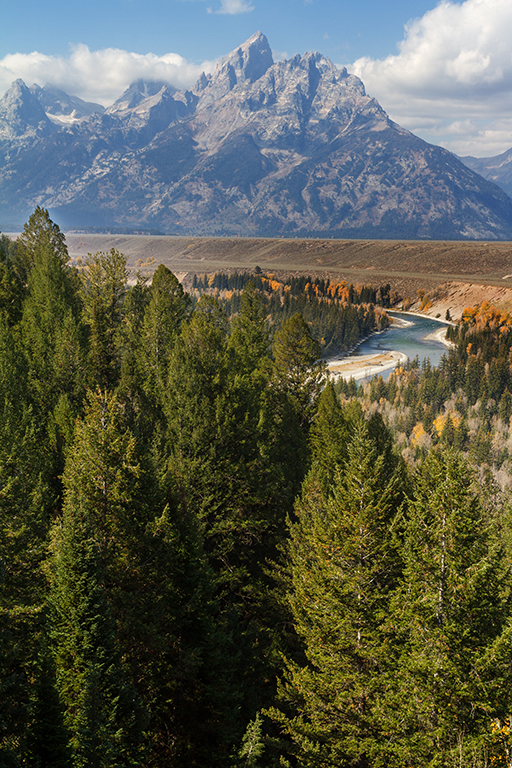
[
  {"left": 327, "top": 312, "right": 452, "bottom": 383},
  {"left": 355, "top": 313, "right": 451, "bottom": 380}
]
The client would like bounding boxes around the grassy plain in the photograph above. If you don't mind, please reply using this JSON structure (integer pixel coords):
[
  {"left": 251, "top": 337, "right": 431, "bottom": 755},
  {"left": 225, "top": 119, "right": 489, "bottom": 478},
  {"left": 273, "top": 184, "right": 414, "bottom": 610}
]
[{"left": 50, "top": 233, "right": 512, "bottom": 318}]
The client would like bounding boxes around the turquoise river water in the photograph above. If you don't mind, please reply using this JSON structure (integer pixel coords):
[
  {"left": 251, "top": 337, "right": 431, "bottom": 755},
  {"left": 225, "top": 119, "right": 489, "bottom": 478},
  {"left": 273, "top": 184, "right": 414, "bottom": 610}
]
[{"left": 352, "top": 312, "right": 451, "bottom": 380}]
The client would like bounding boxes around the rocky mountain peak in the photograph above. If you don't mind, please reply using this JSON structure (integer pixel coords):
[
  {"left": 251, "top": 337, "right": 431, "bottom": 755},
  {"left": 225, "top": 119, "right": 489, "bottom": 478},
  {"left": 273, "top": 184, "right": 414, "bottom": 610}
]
[
  {"left": 0, "top": 79, "right": 55, "bottom": 141},
  {"left": 102, "top": 79, "right": 196, "bottom": 142},
  {"left": 218, "top": 31, "right": 273, "bottom": 83},
  {"left": 193, "top": 71, "right": 211, "bottom": 94},
  {"left": 107, "top": 80, "right": 176, "bottom": 114},
  {"left": 199, "top": 31, "right": 274, "bottom": 104},
  {"left": 190, "top": 41, "right": 382, "bottom": 153}
]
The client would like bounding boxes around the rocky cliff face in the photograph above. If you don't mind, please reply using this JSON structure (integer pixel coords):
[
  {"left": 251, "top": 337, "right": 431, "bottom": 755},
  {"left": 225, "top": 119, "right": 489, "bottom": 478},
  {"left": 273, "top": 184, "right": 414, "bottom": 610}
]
[{"left": 2, "top": 32, "right": 512, "bottom": 239}]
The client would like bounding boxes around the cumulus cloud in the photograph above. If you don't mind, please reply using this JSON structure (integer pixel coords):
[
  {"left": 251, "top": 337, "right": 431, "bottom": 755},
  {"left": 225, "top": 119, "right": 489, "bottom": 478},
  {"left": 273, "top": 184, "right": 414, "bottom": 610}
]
[
  {"left": 0, "top": 45, "right": 217, "bottom": 107},
  {"left": 207, "top": 0, "right": 254, "bottom": 14},
  {"left": 350, "top": 0, "right": 512, "bottom": 156}
]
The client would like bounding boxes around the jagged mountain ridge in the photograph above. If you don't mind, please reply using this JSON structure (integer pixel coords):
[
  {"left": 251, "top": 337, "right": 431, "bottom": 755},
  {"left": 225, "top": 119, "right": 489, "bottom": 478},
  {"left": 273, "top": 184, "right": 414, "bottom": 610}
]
[
  {"left": 30, "top": 83, "right": 105, "bottom": 124},
  {"left": 461, "top": 149, "right": 512, "bottom": 200},
  {"left": 2, "top": 31, "right": 512, "bottom": 239}
]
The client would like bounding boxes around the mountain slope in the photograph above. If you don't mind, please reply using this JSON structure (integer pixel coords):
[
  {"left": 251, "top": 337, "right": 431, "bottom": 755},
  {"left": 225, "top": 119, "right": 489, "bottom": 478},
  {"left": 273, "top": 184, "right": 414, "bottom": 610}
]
[
  {"left": 461, "top": 149, "right": 512, "bottom": 200},
  {"left": 2, "top": 32, "right": 512, "bottom": 239}
]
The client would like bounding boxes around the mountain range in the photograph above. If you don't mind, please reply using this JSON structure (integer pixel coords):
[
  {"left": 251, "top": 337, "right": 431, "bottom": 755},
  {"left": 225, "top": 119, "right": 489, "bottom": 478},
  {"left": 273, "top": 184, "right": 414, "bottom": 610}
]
[
  {"left": 460, "top": 149, "right": 512, "bottom": 201},
  {"left": 2, "top": 31, "right": 512, "bottom": 240}
]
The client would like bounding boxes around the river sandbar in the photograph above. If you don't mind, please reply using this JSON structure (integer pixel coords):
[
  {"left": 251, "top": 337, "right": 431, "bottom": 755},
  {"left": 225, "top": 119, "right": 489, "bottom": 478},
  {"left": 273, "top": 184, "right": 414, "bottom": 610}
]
[
  {"left": 422, "top": 326, "right": 455, "bottom": 348},
  {"left": 327, "top": 350, "right": 408, "bottom": 381}
]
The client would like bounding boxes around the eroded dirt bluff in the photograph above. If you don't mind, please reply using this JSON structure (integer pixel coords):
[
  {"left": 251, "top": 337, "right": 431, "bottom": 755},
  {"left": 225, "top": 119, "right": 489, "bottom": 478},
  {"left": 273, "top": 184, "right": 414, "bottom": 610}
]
[{"left": 61, "top": 233, "right": 512, "bottom": 320}]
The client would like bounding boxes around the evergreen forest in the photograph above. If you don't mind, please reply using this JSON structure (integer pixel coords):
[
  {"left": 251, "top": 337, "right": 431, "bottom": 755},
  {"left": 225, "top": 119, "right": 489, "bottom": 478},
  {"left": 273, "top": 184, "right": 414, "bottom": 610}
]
[
  {"left": 190, "top": 269, "right": 393, "bottom": 356},
  {"left": 3, "top": 209, "right": 512, "bottom": 768}
]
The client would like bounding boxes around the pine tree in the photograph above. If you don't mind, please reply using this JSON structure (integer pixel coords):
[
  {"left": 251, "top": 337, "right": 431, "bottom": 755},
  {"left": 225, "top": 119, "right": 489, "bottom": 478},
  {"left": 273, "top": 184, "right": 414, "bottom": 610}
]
[
  {"left": 386, "top": 448, "right": 510, "bottom": 766},
  {"left": 16, "top": 206, "right": 68, "bottom": 282},
  {"left": 48, "top": 389, "right": 149, "bottom": 765},
  {"left": 49, "top": 497, "right": 145, "bottom": 768},
  {"left": 453, "top": 415, "right": 469, "bottom": 452},
  {"left": 228, "top": 281, "right": 270, "bottom": 374},
  {"left": 272, "top": 312, "right": 325, "bottom": 430},
  {"left": 60, "top": 389, "right": 149, "bottom": 583},
  {"left": 20, "top": 216, "right": 85, "bottom": 417},
  {"left": 164, "top": 296, "right": 304, "bottom": 744},
  {"left": 55, "top": 388, "right": 235, "bottom": 766},
  {"left": 17, "top": 210, "right": 86, "bottom": 494},
  {"left": 163, "top": 296, "right": 230, "bottom": 519},
  {"left": 271, "top": 417, "right": 404, "bottom": 767},
  {"left": 0, "top": 313, "right": 55, "bottom": 765},
  {"left": 499, "top": 389, "right": 512, "bottom": 424},
  {"left": 121, "top": 265, "right": 190, "bottom": 453},
  {"left": 0, "top": 233, "right": 23, "bottom": 325},
  {"left": 440, "top": 412, "right": 455, "bottom": 446},
  {"left": 308, "top": 380, "right": 348, "bottom": 492},
  {"left": 78, "top": 249, "right": 129, "bottom": 388},
  {"left": 139, "top": 264, "right": 190, "bottom": 400},
  {"left": 0, "top": 317, "right": 52, "bottom": 608},
  {"left": 237, "top": 713, "right": 266, "bottom": 768}
]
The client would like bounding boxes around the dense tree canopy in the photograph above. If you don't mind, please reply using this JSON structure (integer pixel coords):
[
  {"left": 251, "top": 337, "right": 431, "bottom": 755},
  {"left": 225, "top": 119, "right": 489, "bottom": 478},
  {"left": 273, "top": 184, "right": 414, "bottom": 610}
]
[{"left": 2, "top": 211, "right": 512, "bottom": 768}]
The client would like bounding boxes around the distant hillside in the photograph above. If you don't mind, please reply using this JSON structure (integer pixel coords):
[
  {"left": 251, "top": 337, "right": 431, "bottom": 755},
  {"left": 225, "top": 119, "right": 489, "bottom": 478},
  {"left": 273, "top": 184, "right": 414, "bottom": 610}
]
[
  {"left": 461, "top": 148, "right": 512, "bottom": 199},
  {"left": 56, "top": 232, "right": 512, "bottom": 320}
]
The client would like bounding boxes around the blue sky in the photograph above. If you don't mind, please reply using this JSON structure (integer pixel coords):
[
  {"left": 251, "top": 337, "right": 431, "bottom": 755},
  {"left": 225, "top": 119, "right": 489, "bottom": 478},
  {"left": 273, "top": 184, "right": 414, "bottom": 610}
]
[
  {"left": 3, "top": 0, "right": 512, "bottom": 157},
  {"left": 2, "top": 0, "right": 435, "bottom": 65}
]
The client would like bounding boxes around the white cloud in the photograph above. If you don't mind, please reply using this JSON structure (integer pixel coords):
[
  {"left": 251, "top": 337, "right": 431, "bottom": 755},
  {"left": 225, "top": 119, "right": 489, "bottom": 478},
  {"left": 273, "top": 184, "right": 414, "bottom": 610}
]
[
  {"left": 350, "top": 0, "right": 512, "bottom": 157},
  {"left": 0, "top": 45, "right": 217, "bottom": 107},
  {"left": 207, "top": 0, "right": 254, "bottom": 14},
  {"left": 272, "top": 49, "right": 288, "bottom": 62}
]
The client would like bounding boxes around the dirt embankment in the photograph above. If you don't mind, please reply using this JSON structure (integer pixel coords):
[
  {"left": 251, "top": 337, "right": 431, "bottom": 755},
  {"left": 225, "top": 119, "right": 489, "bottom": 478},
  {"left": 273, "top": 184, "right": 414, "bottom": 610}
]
[{"left": 415, "top": 281, "right": 512, "bottom": 321}]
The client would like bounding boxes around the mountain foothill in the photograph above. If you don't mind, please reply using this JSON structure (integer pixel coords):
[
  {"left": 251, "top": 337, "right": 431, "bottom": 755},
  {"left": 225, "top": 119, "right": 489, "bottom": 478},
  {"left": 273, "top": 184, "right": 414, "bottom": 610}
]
[{"left": 2, "top": 31, "right": 512, "bottom": 240}]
